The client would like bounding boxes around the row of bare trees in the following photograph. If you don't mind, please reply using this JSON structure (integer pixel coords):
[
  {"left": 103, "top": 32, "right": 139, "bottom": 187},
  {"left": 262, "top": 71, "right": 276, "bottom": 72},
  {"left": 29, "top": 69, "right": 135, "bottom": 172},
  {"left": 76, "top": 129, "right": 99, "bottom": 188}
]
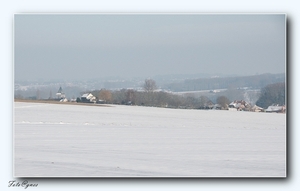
[
  {"left": 93, "top": 89, "right": 212, "bottom": 109},
  {"left": 86, "top": 79, "right": 232, "bottom": 110}
]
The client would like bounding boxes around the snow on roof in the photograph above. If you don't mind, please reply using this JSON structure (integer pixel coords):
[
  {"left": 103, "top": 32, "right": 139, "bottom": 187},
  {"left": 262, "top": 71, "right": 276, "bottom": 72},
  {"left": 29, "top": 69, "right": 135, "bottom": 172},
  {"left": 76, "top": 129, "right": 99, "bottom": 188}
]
[
  {"left": 252, "top": 105, "right": 263, "bottom": 109},
  {"left": 265, "top": 105, "right": 284, "bottom": 112},
  {"left": 81, "top": 93, "right": 90, "bottom": 98}
]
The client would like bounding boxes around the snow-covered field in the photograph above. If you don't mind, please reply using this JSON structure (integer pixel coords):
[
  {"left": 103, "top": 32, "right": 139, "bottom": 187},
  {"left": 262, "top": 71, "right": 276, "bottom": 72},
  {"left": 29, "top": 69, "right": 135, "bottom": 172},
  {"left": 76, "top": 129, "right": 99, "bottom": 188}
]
[{"left": 14, "top": 102, "right": 286, "bottom": 177}]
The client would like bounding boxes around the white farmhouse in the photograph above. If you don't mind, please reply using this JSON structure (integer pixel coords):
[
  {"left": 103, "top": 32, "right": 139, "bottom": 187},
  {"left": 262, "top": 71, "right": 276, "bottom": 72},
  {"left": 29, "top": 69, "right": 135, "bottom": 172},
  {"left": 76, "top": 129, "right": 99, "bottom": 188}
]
[{"left": 81, "top": 93, "right": 97, "bottom": 103}]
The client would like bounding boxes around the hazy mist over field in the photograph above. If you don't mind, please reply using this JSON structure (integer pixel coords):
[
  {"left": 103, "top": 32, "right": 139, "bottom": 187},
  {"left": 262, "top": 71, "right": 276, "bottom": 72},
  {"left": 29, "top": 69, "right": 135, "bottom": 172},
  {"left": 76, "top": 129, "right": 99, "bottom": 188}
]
[{"left": 14, "top": 14, "right": 285, "bottom": 81}]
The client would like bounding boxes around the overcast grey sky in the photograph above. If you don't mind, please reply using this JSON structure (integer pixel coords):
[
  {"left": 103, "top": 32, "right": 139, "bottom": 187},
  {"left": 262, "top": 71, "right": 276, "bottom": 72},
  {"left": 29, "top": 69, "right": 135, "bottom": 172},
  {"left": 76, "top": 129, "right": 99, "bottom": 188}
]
[{"left": 14, "top": 14, "right": 285, "bottom": 81}]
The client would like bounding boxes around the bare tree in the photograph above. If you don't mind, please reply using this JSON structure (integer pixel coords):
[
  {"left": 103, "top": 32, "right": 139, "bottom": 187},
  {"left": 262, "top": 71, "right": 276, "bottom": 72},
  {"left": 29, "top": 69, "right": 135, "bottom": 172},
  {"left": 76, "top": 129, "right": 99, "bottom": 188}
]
[
  {"left": 126, "top": 89, "right": 136, "bottom": 104},
  {"left": 143, "top": 79, "right": 157, "bottom": 92},
  {"left": 216, "top": 96, "right": 230, "bottom": 109},
  {"left": 99, "top": 89, "right": 112, "bottom": 103},
  {"left": 111, "top": 89, "right": 127, "bottom": 104},
  {"left": 200, "top": 95, "right": 212, "bottom": 108}
]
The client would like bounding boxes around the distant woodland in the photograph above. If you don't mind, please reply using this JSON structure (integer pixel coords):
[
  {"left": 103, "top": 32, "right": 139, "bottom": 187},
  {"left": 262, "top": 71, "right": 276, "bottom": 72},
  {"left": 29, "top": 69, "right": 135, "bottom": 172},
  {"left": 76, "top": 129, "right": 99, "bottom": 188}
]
[
  {"left": 15, "top": 73, "right": 286, "bottom": 110},
  {"left": 163, "top": 73, "right": 285, "bottom": 91},
  {"left": 88, "top": 79, "right": 285, "bottom": 110}
]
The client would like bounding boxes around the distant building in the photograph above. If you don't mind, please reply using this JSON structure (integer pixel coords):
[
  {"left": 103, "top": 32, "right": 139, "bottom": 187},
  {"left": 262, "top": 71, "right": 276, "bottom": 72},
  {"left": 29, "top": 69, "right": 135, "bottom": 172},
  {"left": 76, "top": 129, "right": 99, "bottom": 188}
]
[
  {"left": 209, "top": 90, "right": 220, "bottom": 93},
  {"left": 251, "top": 105, "right": 264, "bottom": 112},
  {"left": 229, "top": 100, "right": 251, "bottom": 111},
  {"left": 265, "top": 105, "right": 286, "bottom": 113},
  {"left": 81, "top": 93, "right": 97, "bottom": 103},
  {"left": 56, "top": 86, "right": 66, "bottom": 100},
  {"left": 70, "top": 98, "right": 77, "bottom": 102},
  {"left": 60, "top": 98, "right": 68, "bottom": 102}
]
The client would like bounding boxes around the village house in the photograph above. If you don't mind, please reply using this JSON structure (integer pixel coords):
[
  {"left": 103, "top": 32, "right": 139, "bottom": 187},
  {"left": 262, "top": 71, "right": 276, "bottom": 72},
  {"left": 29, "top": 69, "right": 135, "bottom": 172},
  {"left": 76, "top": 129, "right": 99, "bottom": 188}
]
[
  {"left": 265, "top": 104, "right": 286, "bottom": 113},
  {"left": 69, "top": 98, "right": 77, "bottom": 102},
  {"left": 229, "top": 100, "right": 251, "bottom": 111},
  {"left": 59, "top": 98, "right": 68, "bottom": 102},
  {"left": 250, "top": 105, "right": 264, "bottom": 112},
  {"left": 80, "top": 93, "right": 97, "bottom": 103}
]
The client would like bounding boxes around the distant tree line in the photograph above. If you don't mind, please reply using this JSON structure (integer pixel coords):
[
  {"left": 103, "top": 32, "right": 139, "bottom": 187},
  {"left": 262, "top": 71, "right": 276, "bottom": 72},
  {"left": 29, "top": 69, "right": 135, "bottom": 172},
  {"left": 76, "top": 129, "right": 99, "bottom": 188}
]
[
  {"left": 164, "top": 73, "right": 285, "bottom": 91},
  {"left": 90, "top": 89, "right": 219, "bottom": 109},
  {"left": 16, "top": 78, "right": 285, "bottom": 111},
  {"left": 76, "top": 79, "right": 285, "bottom": 111},
  {"left": 84, "top": 79, "right": 232, "bottom": 110}
]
